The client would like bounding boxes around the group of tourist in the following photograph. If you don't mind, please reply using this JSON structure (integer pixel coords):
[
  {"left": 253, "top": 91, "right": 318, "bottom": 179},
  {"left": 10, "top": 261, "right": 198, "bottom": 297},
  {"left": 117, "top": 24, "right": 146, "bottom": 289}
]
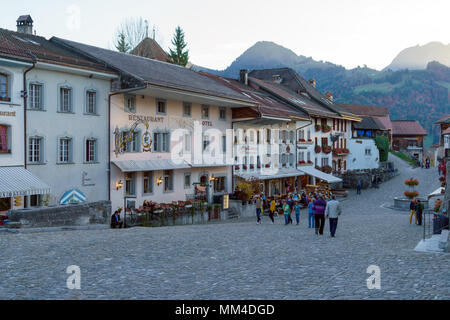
[
  {"left": 409, "top": 199, "right": 424, "bottom": 226},
  {"left": 255, "top": 191, "right": 343, "bottom": 237}
]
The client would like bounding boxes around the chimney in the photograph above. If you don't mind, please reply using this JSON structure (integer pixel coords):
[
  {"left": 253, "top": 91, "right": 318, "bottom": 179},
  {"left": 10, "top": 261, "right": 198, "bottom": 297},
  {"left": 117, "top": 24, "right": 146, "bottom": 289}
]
[
  {"left": 326, "top": 92, "right": 333, "bottom": 101},
  {"left": 309, "top": 78, "right": 316, "bottom": 88},
  {"left": 16, "top": 15, "right": 33, "bottom": 34},
  {"left": 239, "top": 69, "right": 248, "bottom": 86},
  {"left": 272, "top": 75, "right": 282, "bottom": 84}
]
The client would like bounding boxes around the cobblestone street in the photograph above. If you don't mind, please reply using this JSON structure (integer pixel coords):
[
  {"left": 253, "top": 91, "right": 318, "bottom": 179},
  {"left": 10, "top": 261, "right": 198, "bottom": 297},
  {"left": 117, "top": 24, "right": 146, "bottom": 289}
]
[{"left": 0, "top": 155, "right": 449, "bottom": 300}]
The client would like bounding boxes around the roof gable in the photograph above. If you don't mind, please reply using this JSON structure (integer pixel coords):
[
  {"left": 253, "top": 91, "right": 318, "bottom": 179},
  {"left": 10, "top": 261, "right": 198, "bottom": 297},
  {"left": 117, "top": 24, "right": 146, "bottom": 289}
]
[{"left": 392, "top": 120, "right": 427, "bottom": 136}]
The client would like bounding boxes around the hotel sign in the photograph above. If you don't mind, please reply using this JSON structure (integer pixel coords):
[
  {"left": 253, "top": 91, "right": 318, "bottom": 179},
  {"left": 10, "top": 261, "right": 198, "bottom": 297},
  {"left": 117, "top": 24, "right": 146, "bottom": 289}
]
[
  {"left": 0, "top": 111, "right": 16, "bottom": 117},
  {"left": 128, "top": 115, "right": 164, "bottom": 123}
]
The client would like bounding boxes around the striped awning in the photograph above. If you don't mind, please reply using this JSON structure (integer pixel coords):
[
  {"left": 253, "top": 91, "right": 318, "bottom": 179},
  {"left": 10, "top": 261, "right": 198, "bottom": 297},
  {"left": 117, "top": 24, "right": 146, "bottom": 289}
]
[
  {"left": 235, "top": 168, "right": 305, "bottom": 181},
  {"left": 0, "top": 167, "right": 51, "bottom": 198},
  {"left": 112, "top": 159, "right": 233, "bottom": 172}
]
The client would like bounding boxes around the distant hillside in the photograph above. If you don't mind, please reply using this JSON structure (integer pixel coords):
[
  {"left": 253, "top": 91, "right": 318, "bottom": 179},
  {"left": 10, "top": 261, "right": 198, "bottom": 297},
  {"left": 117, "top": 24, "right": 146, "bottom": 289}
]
[
  {"left": 193, "top": 41, "right": 341, "bottom": 78},
  {"left": 193, "top": 42, "right": 450, "bottom": 143},
  {"left": 384, "top": 42, "right": 450, "bottom": 71}
]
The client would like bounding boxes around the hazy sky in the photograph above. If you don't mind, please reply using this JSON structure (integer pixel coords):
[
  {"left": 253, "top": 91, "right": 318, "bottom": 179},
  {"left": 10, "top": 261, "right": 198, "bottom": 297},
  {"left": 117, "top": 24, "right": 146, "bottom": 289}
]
[{"left": 1, "top": 0, "right": 449, "bottom": 71}]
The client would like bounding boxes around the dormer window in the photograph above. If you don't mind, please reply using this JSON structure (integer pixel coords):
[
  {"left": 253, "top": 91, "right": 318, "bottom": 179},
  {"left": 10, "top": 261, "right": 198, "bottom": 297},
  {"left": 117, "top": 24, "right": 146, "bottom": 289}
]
[{"left": 0, "top": 73, "right": 10, "bottom": 102}]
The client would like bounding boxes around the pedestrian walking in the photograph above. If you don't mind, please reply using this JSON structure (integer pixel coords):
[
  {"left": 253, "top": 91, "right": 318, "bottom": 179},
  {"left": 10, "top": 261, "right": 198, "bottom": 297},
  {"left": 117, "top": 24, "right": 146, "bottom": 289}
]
[
  {"left": 308, "top": 198, "right": 315, "bottom": 228},
  {"left": 283, "top": 200, "right": 290, "bottom": 225},
  {"left": 294, "top": 200, "right": 301, "bottom": 225},
  {"left": 325, "top": 195, "right": 342, "bottom": 237},
  {"left": 416, "top": 200, "right": 423, "bottom": 226},
  {"left": 409, "top": 199, "right": 417, "bottom": 224},
  {"left": 356, "top": 180, "right": 362, "bottom": 195},
  {"left": 287, "top": 196, "right": 294, "bottom": 224},
  {"left": 256, "top": 196, "right": 263, "bottom": 225},
  {"left": 269, "top": 199, "right": 276, "bottom": 224},
  {"left": 313, "top": 196, "right": 327, "bottom": 235}
]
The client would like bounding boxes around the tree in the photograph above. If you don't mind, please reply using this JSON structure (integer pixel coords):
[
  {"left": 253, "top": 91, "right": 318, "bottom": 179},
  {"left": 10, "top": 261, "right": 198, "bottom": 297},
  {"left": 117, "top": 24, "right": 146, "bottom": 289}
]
[
  {"left": 113, "top": 17, "right": 151, "bottom": 53},
  {"left": 169, "top": 26, "right": 189, "bottom": 66},
  {"left": 114, "top": 31, "right": 131, "bottom": 53},
  {"left": 375, "top": 136, "right": 389, "bottom": 162}
]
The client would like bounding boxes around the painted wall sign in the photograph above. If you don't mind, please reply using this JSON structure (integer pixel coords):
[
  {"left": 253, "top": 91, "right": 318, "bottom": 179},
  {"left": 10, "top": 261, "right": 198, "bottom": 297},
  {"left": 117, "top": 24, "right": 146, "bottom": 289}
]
[
  {"left": 128, "top": 115, "right": 164, "bottom": 123},
  {"left": 202, "top": 121, "right": 213, "bottom": 127},
  {"left": 82, "top": 171, "right": 95, "bottom": 187},
  {"left": 0, "top": 111, "right": 16, "bottom": 117}
]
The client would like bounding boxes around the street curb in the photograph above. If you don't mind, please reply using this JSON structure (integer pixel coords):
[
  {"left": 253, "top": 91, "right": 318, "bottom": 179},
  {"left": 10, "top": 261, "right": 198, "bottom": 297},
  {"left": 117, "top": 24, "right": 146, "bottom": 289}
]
[{"left": 0, "top": 224, "right": 109, "bottom": 234}]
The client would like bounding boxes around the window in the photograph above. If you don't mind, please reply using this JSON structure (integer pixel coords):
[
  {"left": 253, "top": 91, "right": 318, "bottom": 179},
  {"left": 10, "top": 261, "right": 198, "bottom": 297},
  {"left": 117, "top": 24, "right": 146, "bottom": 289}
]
[
  {"left": 203, "top": 135, "right": 210, "bottom": 151},
  {"left": 202, "top": 105, "right": 209, "bottom": 119},
  {"left": 184, "top": 173, "right": 191, "bottom": 189},
  {"left": 321, "top": 157, "right": 329, "bottom": 167},
  {"left": 219, "top": 107, "right": 226, "bottom": 120},
  {"left": 289, "top": 131, "right": 294, "bottom": 143},
  {"left": 299, "top": 130, "right": 305, "bottom": 140},
  {"left": 365, "top": 148, "right": 371, "bottom": 156},
  {"left": 125, "top": 173, "right": 136, "bottom": 196},
  {"left": 289, "top": 154, "right": 294, "bottom": 166},
  {"left": 156, "top": 99, "right": 166, "bottom": 115},
  {"left": 58, "top": 138, "right": 72, "bottom": 163},
  {"left": 86, "top": 90, "right": 97, "bottom": 114},
  {"left": 30, "top": 195, "right": 41, "bottom": 207},
  {"left": 124, "top": 95, "right": 136, "bottom": 113},
  {"left": 143, "top": 171, "right": 153, "bottom": 194},
  {"left": 85, "top": 139, "right": 97, "bottom": 163},
  {"left": 222, "top": 135, "right": 226, "bottom": 153},
  {"left": 164, "top": 170, "right": 173, "bottom": 192},
  {"left": 307, "top": 151, "right": 311, "bottom": 163},
  {"left": 298, "top": 152, "right": 305, "bottom": 162},
  {"left": 266, "top": 128, "right": 271, "bottom": 142},
  {"left": 29, "top": 137, "right": 42, "bottom": 163},
  {"left": 153, "top": 132, "right": 170, "bottom": 152},
  {"left": 29, "top": 83, "right": 43, "bottom": 110},
  {"left": 122, "top": 131, "right": 140, "bottom": 153},
  {"left": 321, "top": 137, "right": 328, "bottom": 147},
  {"left": 0, "top": 125, "right": 10, "bottom": 153},
  {"left": 183, "top": 102, "right": 191, "bottom": 117},
  {"left": 0, "top": 73, "right": 9, "bottom": 101},
  {"left": 214, "top": 176, "right": 226, "bottom": 193},
  {"left": 183, "top": 132, "right": 191, "bottom": 153},
  {"left": 307, "top": 129, "right": 311, "bottom": 141},
  {"left": 59, "top": 87, "right": 72, "bottom": 112}
]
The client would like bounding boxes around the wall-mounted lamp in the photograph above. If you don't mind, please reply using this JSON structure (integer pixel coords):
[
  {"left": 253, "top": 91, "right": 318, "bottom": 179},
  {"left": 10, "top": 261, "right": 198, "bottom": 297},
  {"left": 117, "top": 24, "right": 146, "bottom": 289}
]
[
  {"left": 116, "top": 180, "right": 124, "bottom": 190},
  {"left": 157, "top": 177, "right": 163, "bottom": 186}
]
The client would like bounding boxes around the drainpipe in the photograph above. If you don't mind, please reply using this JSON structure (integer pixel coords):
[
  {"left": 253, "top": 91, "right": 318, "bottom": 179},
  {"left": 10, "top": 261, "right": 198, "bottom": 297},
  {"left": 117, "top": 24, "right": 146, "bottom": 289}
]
[
  {"left": 23, "top": 55, "right": 36, "bottom": 169},
  {"left": 107, "top": 84, "right": 147, "bottom": 202}
]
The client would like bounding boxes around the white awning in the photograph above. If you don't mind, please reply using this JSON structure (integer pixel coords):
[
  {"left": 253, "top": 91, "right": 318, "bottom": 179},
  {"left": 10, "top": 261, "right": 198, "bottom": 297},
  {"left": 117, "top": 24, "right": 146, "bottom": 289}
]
[
  {"left": 112, "top": 160, "right": 191, "bottom": 172},
  {"left": 0, "top": 167, "right": 51, "bottom": 198},
  {"left": 112, "top": 159, "right": 233, "bottom": 172},
  {"left": 235, "top": 168, "right": 305, "bottom": 181},
  {"left": 428, "top": 187, "right": 445, "bottom": 199},
  {"left": 298, "top": 166, "right": 342, "bottom": 183}
]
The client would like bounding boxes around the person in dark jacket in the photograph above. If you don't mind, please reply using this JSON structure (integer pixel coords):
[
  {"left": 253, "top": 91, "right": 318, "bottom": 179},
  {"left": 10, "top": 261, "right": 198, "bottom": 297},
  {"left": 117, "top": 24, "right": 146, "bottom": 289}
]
[
  {"left": 356, "top": 181, "right": 362, "bottom": 195},
  {"left": 313, "top": 196, "right": 327, "bottom": 235},
  {"left": 111, "top": 210, "right": 123, "bottom": 229},
  {"left": 416, "top": 200, "right": 423, "bottom": 226}
]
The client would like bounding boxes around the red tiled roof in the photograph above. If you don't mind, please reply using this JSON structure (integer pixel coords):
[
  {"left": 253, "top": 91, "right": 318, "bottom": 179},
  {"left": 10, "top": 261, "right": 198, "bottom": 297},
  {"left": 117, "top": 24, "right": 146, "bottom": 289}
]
[
  {"left": 130, "top": 38, "right": 171, "bottom": 63},
  {"left": 0, "top": 28, "right": 113, "bottom": 74},
  {"left": 340, "top": 104, "right": 389, "bottom": 117},
  {"left": 435, "top": 114, "right": 450, "bottom": 124},
  {"left": 374, "top": 116, "right": 393, "bottom": 131},
  {"left": 392, "top": 120, "right": 427, "bottom": 136}
]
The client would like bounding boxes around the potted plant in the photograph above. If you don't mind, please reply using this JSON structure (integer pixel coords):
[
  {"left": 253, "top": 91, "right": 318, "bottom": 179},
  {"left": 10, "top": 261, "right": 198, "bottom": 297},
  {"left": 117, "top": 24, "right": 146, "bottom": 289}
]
[
  {"left": 404, "top": 179, "right": 419, "bottom": 187},
  {"left": 243, "top": 165, "right": 248, "bottom": 170},
  {"left": 250, "top": 164, "right": 255, "bottom": 170},
  {"left": 298, "top": 160, "right": 306, "bottom": 165},
  {"left": 265, "top": 164, "right": 270, "bottom": 168},
  {"left": 315, "top": 145, "right": 322, "bottom": 154},
  {"left": 298, "top": 138, "right": 306, "bottom": 143},
  {"left": 322, "top": 124, "right": 331, "bottom": 133},
  {"left": 307, "top": 160, "right": 314, "bottom": 165},
  {"left": 322, "top": 146, "right": 332, "bottom": 154},
  {"left": 404, "top": 191, "right": 419, "bottom": 199},
  {"left": 235, "top": 166, "right": 240, "bottom": 170},
  {"left": 334, "top": 148, "right": 343, "bottom": 155},
  {"left": 315, "top": 124, "right": 322, "bottom": 132},
  {"left": 322, "top": 165, "right": 332, "bottom": 174},
  {"left": 343, "top": 148, "right": 350, "bottom": 154}
]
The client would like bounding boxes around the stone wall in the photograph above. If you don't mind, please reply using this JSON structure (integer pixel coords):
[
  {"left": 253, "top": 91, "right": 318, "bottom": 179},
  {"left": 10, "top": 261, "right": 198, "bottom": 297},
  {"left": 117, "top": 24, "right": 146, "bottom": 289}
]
[{"left": 8, "top": 201, "right": 111, "bottom": 228}]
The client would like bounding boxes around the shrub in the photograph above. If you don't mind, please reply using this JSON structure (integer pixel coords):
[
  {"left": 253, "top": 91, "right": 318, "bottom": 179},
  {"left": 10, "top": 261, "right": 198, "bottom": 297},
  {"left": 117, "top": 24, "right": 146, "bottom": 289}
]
[{"left": 375, "top": 136, "right": 389, "bottom": 162}]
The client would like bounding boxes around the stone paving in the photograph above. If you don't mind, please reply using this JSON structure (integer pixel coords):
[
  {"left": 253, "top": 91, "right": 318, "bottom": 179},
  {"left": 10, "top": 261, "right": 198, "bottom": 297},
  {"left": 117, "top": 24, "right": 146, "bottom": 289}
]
[{"left": 0, "top": 155, "right": 448, "bottom": 300}]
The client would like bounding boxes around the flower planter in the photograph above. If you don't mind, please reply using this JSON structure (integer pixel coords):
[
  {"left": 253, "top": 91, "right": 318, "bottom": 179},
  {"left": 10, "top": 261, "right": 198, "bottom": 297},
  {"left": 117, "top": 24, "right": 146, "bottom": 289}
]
[
  {"left": 315, "top": 145, "right": 322, "bottom": 154},
  {"left": 315, "top": 125, "right": 322, "bottom": 132}
]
